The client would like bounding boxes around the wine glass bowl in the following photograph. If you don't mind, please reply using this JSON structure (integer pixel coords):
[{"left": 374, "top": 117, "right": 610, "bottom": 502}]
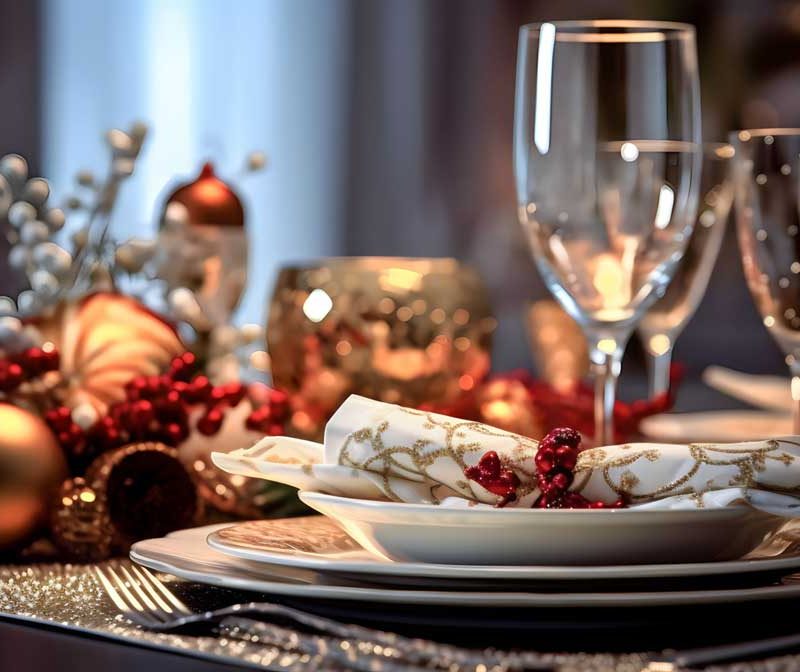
[
  {"left": 514, "top": 20, "right": 702, "bottom": 444},
  {"left": 638, "top": 143, "right": 735, "bottom": 397},
  {"left": 731, "top": 129, "right": 800, "bottom": 431}
]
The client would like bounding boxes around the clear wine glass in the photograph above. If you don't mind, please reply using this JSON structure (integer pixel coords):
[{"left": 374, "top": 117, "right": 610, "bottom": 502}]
[
  {"left": 638, "top": 143, "right": 734, "bottom": 398},
  {"left": 514, "top": 20, "right": 702, "bottom": 445},
  {"left": 732, "top": 129, "right": 800, "bottom": 433}
]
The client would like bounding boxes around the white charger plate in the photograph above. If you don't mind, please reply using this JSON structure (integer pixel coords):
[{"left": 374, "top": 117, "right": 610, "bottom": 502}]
[
  {"left": 298, "top": 491, "right": 787, "bottom": 565},
  {"left": 130, "top": 524, "right": 800, "bottom": 608},
  {"left": 640, "top": 410, "right": 791, "bottom": 442},
  {"left": 205, "top": 516, "right": 800, "bottom": 584}
]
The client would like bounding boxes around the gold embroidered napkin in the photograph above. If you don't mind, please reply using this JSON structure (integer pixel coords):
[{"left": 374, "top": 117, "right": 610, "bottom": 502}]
[
  {"left": 213, "top": 395, "right": 540, "bottom": 505},
  {"left": 574, "top": 441, "right": 800, "bottom": 514},
  {"left": 212, "top": 394, "right": 800, "bottom": 514}
]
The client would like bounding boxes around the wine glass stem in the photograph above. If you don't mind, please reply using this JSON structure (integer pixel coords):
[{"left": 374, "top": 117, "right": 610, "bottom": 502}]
[
  {"left": 589, "top": 340, "right": 625, "bottom": 446},
  {"left": 646, "top": 346, "right": 673, "bottom": 399}
]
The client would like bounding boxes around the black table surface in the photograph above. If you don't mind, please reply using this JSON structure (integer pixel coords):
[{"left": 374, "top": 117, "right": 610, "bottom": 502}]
[{"left": 0, "top": 377, "right": 789, "bottom": 672}]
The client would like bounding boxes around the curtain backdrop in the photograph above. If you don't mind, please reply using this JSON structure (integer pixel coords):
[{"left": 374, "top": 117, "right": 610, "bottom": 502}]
[
  {"left": 43, "top": 0, "right": 350, "bottom": 325},
  {"left": 40, "top": 0, "right": 790, "bottom": 376}
]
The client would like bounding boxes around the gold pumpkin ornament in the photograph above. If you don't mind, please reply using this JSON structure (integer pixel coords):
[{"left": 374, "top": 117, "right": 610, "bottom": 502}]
[
  {"left": 33, "top": 293, "right": 184, "bottom": 414},
  {"left": 0, "top": 403, "right": 67, "bottom": 550}
]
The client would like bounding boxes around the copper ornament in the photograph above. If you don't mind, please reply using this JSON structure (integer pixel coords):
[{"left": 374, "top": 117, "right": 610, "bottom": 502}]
[
  {"left": 157, "top": 162, "right": 248, "bottom": 326},
  {"left": 0, "top": 403, "right": 67, "bottom": 550}
]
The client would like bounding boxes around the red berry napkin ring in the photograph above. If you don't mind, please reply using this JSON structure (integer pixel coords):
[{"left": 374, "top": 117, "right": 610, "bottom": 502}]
[{"left": 465, "top": 427, "right": 627, "bottom": 509}]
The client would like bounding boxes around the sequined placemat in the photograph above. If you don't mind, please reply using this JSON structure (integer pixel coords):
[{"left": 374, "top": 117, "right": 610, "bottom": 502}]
[
  {"left": 0, "top": 561, "right": 797, "bottom": 672},
  {"left": 0, "top": 561, "right": 648, "bottom": 672}
]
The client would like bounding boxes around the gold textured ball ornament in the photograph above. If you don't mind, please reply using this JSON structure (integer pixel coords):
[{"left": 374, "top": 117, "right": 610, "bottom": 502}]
[
  {"left": 0, "top": 403, "right": 67, "bottom": 550},
  {"left": 50, "top": 477, "right": 111, "bottom": 562}
]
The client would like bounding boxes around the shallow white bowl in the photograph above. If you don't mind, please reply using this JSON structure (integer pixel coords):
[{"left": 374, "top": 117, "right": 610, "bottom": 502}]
[{"left": 299, "top": 491, "right": 787, "bottom": 566}]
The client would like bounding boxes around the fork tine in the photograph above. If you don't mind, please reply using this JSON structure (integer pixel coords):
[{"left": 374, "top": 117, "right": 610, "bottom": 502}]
[
  {"left": 130, "top": 565, "right": 176, "bottom": 615},
  {"left": 94, "top": 566, "right": 158, "bottom": 628},
  {"left": 94, "top": 566, "right": 131, "bottom": 615},
  {"left": 106, "top": 565, "right": 162, "bottom": 627},
  {"left": 117, "top": 565, "right": 170, "bottom": 621},
  {"left": 105, "top": 565, "right": 144, "bottom": 612},
  {"left": 134, "top": 566, "right": 192, "bottom": 616},
  {"left": 128, "top": 565, "right": 181, "bottom": 615}
]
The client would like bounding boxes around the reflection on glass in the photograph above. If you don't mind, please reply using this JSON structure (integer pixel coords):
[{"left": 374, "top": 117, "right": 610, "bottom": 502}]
[
  {"left": 514, "top": 20, "right": 702, "bottom": 444},
  {"left": 638, "top": 143, "right": 734, "bottom": 397},
  {"left": 732, "top": 129, "right": 800, "bottom": 433}
]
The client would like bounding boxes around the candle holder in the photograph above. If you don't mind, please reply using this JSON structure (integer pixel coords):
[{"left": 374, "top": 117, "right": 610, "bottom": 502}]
[{"left": 266, "top": 258, "right": 495, "bottom": 438}]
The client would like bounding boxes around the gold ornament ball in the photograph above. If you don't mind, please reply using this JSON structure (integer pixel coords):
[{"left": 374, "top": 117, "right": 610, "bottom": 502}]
[
  {"left": 0, "top": 403, "right": 67, "bottom": 550},
  {"left": 51, "top": 477, "right": 111, "bottom": 562}
]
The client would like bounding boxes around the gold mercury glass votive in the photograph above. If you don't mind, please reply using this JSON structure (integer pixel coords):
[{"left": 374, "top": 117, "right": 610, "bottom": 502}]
[{"left": 267, "top": 258, "right": 495, "bottom": 438}]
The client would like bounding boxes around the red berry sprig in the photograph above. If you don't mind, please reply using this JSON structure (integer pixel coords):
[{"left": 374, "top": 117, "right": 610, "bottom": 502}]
[
  {"left": 0, "top": 346, "right": 60, "bottom": 393},
  {"left": 44, "top": 350, "right": 291, "bottom": 473},
  {"left": 245, "top": 388, "right": 290, "bottom": 435},
  {"left": 463, "top": 451, "right": 520, "bottom": 507},
  {"left": 463, "top": 426, "right": 627, "bottom": 509},
  {"left": 534, "top": 427, "right": 581, "bottom": 507},
  {"left": 534, "top": 427, "right": 625, "bottom": 509}
]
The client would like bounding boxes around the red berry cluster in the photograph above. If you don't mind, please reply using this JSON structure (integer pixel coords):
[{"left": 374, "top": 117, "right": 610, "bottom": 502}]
[
  {"left": 45, "top": 351, "right": 292, "bottom": 472},
  {"left": 0, "top": 347, "right": 60, "bottom": 392},
  {"left": 463, "top": 451, "right": 520, "bottom": 507},
  {"left": 534, "top": 427, "right": 581, "bottom": 507},
  {"left": 245, "top": 388, "right": 290, "bottom": 435},
  {"left": 534, "top": 427, "right": 625, "bottom": 509},
  {"left": 464, "top": 426, "right": 627, "bottom": 509}
]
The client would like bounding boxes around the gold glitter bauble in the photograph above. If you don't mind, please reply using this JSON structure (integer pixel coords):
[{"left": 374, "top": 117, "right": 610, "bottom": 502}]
[
  {"left": 0, "top": 403, "right": 67, "bottom": 550},
  {"left": 50, "top": 477, "right": 111, "bottom": 562}
]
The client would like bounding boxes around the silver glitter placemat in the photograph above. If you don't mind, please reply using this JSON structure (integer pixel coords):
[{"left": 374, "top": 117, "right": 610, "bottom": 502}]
[
  {"left": 5, "top": 561, "right": 800, "bottom": 672},
  {"left": 0, "top": 561, "right": 652, "bottom": 672}
]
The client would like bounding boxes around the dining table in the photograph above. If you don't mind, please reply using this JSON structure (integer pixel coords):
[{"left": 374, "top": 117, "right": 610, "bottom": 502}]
[{"left": 1, "top": 376, "right": 798, "bottom": 672}]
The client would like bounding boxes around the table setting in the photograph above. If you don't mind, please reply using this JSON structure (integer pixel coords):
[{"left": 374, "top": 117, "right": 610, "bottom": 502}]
[{"left": 4, "top": 16, "right": 800, "bottom": 672}]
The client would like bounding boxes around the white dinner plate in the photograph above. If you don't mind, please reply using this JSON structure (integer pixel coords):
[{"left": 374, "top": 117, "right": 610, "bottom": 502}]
[
  {"left": 640, "top": 410, "right": 792, "bottom": 443},
  {"left": 298, "top": 491, "right": 787, "bottom": 565},
  {"left": 703, "top": 366, "right": 791, "bottom": 413},
  {"left": 205, "top": 516, "right": 800, "bottom": 585},
  {"left": 130, "top": 523, "right": 800, "bottom": 608}
]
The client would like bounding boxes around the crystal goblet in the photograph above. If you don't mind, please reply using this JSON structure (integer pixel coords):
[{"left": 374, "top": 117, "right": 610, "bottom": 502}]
[
  {"left": 732, "top": 129, "right": 800, "bottom": 432},
  {"left": 638, "top": 143, "right": 734, "bottom": 397},
  {"left": 514, "top": 20, "right": 702, "bottom": 444}
]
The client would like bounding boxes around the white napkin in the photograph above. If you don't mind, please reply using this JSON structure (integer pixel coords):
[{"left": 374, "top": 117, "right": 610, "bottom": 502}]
[
  {"left": 214, "top": 395, "right": 540, "bottom": 505},
  {"left": 212, "top": 394, "right": 800, "bottom": 515},
  {"left": 574, "top": 440, "right": 800, "bottom": 515}
]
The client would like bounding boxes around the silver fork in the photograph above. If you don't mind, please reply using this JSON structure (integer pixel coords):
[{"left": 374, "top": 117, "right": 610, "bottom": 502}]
[
  {"left": 95, "top": 563, "right": 201, "bottom": 630},
  {"left": 94, "top": 562, "right": 368, "bottom": 637}
]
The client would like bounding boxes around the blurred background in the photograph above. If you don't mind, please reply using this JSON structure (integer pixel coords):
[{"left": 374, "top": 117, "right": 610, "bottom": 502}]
[{"left": 0, "top": 0, "right": 792, "bottom": 389}]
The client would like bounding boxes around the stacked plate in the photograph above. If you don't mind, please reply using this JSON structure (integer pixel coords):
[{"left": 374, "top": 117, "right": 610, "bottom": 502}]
[
  {"left": 132, "top": 499, "right": 800, "bottom": 648},
  {"left": 642, "top": 366, "right": 792, "bottom": 441}
]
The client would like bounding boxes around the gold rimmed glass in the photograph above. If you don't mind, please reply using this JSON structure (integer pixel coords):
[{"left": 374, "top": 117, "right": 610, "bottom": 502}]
[{"left": 514, "top": 20, "right": 702, "bottom": 444}]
